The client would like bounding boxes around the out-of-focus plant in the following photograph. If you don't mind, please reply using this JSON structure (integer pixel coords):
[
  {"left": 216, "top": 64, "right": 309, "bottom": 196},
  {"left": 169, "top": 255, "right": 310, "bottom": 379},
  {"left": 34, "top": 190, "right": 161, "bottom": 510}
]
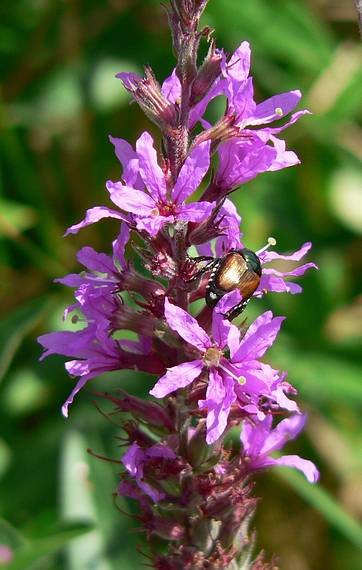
[{"left": 0, "top": 1, "right": 361, "bottom": 569}]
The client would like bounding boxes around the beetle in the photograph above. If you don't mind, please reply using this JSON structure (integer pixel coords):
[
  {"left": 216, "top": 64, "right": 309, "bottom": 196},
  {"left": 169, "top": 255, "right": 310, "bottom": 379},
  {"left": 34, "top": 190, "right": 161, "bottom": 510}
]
[{"left": 189, "top": 238, "right": 275, "bottom": 320}]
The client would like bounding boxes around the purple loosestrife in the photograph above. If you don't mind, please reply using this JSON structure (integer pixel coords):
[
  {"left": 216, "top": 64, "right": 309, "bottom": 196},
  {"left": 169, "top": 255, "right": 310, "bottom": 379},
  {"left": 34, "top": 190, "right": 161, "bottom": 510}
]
[{"left": 39, "top": 1, "right": 319, "bottom": 568}]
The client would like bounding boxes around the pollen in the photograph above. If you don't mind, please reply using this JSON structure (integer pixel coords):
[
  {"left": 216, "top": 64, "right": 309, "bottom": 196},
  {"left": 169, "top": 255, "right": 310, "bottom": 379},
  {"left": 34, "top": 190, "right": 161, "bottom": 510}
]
[
  {"left": 203, "top": 347, "right": 222, "bottom": 368},
  {"left": 275, "top": 107, "right": 283, "bottom": 116},
  {"left": 150, "top": 207, "right": 160, "bottom": 217}
]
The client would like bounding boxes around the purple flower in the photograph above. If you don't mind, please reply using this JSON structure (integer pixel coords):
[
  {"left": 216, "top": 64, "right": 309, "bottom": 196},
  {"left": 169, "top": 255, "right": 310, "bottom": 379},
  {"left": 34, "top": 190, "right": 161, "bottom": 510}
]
[
  {"left": 66, "top": 132, "right": 214, "bottom": 238},
  {"left": 39, "top": 313, "right": 163, "bottom": 417},
  {"left": 39, "top": 319, "right": 127, "bottom": 417},
  {"left": 197, "top": 198, "right": 243, "bottom": 258},
  {"left": 241, "top": 414, "right": 319, "bottom": 483},
  {"left": 38, "top": 233, "right": 165, "bottom": 416},
  {"left": 210, "top": 42, "right": 308, "bottom": 195},
  {"left": 213, "top": 129, "right": 301, "bottom": 195},
  {"left": 256, "top": 241, "right": 318, "bottom": 296},
  {"left": 222, "top": 42, "right": 307, "bottom": 128},
  {"left": 121, "top": 64, "right": 225, "bottom": 130},
  {"left": 150, "top": 298, "right": 297, "bottom": 444},
  {"left": 198, "top": 239, "right": 317, "bottom": 298},
  {"left": 57, "top": 227, "right": 129, "bottom": 296},
  {"left": 120, "top": 442, "right": 176, "bottom": 502}
]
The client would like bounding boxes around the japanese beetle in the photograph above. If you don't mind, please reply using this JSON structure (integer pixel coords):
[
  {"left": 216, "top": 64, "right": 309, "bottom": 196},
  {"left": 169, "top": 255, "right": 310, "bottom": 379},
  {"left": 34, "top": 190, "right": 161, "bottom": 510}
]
[{"left": 190, "top": 238, "right": 275, "bottom": 320}]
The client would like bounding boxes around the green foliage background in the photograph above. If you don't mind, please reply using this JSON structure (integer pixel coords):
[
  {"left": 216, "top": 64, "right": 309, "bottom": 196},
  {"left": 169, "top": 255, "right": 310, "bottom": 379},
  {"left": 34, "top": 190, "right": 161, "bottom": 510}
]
[{"left": 0, "top": 1, "right": 361, "bottom": 568}]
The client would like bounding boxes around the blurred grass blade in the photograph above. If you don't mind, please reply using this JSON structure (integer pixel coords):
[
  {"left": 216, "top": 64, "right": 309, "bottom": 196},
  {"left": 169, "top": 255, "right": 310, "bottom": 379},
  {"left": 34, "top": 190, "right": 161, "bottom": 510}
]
[
  {"left": 0, "top": 517, "right": 26, "bottom": 550},
  {"left": 275, "top": 468, "right": 362, "bottom": 549},
  {"left": 5, "top": 522, "right": 93, "bottom": 570},
  {"left": 270, "top": 345, "right": 362, "bottom": 407},
  {"left": 0, "top": 297, "right": 53, "bottom": 383},
  {"left": 60, "top": 429, "right": 112, "bottom": 570}
]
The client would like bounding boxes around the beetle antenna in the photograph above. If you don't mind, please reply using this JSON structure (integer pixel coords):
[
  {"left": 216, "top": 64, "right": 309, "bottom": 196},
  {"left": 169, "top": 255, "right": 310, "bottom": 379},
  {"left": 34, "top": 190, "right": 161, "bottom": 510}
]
[{"left": 255, "top": 236, "right": 276, "bottom": 255}]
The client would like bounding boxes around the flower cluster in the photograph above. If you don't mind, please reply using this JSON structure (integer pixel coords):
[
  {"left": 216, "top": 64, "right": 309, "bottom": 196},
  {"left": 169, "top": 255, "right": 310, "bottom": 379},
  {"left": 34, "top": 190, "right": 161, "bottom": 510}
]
[{"left": 39, "top": 1, "right": 318, "bottom": 567}]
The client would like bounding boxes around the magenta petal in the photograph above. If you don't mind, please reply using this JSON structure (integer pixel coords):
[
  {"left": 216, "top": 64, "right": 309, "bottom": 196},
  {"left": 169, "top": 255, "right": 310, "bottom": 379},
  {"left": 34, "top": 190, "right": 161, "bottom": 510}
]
[
  {"left": 161, "top": 69, "right": 181, "bottom": 103},
  {"left": 216, "top": 138, "right": 277, "bottom": 189},
  {"left": 197, "top": 243, "right": 213, "bottom": 257},
  {"left": 134, "top": 213, "right": 172, "bottom": 237},
  {"left": 271, "top": 387, "right": 299, "bottom": 413},
  {"left": 229, "top": 76, "right": 256, "bottom": 119},
  {"left": 261, "top": 414, "right": 306, "bottom": 455},
  {"left": 122, "top": 442, "right": 141, "bottom": 475},
  {"left": 224, "top": 41, "right": 251, "bottom": 82},
  {"left": 242, "top": 311, "right": 273, "bottom": 342},
  {"left": 211, "top": 313, "right": 228, "bottom": 349},
  {"left": 215, "top": 199, "right": 243, "bottom": 255},
  {"left": 233, "top": 315, "right": 285, "bottom": 362},
  {"left": 164, "top": 298, "right": 211, "bottom": 351},
  {"left": 263, "top": 263, "right": 318, "bottom": 279},
  {"left": 178, "top": 201, "right": 214, "bottom": 223},
  {"left": 215, "top": 290, "right": 242, "bottom": 316},
  {"left": 172, "top": 141, "right": 211, "bottom": 203},
  {"left": 38, "top": 331, "right": 91, "bottom": 360},
  {"left": 263, "top": 455, "right": 319, "bottom": 484},
  {"left": 264, "top": 109, "right": 311, "bottom": 136},
  {"left": 189, "top": 78, "right": 225, "bottom": 128},
  {"left": 64, "top": 206, "right": 127, "bottom": 236},
  {"left": 107, "top": 181, "right": 156, "bottom": 213},
  {"left": 149, "top": 359, "right": 204, "bottom": 398},
  {"left": 77, "top": 246, "right": 114, "bottom": 274},
  {"left": 55, "top": 274, "right": 84, "bottom": 287},
  {"left": 258, "top": 274, "right": 303, "bottom": 294},
  {"left": 109, "top": 135, "right": 143, "bottom": 188},
  {"left": 201, "top": 371, "right": 236, "bottom": 444},
  {"left": 248, "top": 90, "right": 301, "bottom": 125},
  {"left": 112, "top": 223, "right": 130, "bottom": 269},
  {"left": 61, "top": 370, "right": 96, "bottom": 417},
  {"left": 268, "top": 135, "right": 300, "bottom": 171},
  {"left": 241, "top": 418, "right": 272, "bottom": 457},
  {"left": 136, "top": 131, "right": 167, "bottom": 201},
  {"left": 116, "top": 71, "right": 140, "bottom": 90},
  {"left": 260, "top": 242, "right": 312, "bottom": 263}
]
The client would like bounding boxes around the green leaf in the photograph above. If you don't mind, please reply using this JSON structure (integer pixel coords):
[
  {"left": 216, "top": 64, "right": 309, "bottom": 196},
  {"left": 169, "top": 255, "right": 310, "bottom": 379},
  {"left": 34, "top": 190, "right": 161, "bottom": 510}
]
[
  {"left": 270, "top": 343, "right": 362, "bottom": 407},
  {"left": 60, "top": 430, "right": 112, "bottom": 570},
  {"left": 0, "top": 198, "right": 37, "bottom": 235},
  {"left": 274, "top": 468, "right": 362, "bottom": 549},
  {"left": 5, "top": 522, "right": 93, "bottom": 570},
  {"left": 0, "top": 297, "right": 53, "bottom": 383},
  {"left": 0, "top": 517, "right": 26, "bottom": 550}
]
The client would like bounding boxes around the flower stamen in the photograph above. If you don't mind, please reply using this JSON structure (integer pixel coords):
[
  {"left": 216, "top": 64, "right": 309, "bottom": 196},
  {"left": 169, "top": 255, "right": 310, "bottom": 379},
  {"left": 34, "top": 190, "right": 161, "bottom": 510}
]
[{"left": 256, "top": 236, "right": 276, "bottom": 256}]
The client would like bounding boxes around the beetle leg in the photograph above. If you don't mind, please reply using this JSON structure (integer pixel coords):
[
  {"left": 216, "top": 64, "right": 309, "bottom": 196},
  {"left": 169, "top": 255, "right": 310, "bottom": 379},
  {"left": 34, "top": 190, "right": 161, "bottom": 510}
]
[
  {"left": 224, "top": 298, "right": 250, "bottom": 321},
  {"left": 185, "top": 258, "right": 218, "bottom": 283},
  {"left": 188, "top": 255, "right": 215, "bottom": 263}
]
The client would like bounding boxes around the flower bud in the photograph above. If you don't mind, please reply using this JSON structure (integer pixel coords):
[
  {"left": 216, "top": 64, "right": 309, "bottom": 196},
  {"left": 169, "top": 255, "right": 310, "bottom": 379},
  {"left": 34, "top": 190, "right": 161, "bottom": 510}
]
[
  {"left": 189, "top": 516, "right": 221, "bottom": 555},
  {"left": 193, "top": 114, "right": 240, "bottom": 152},
  {"left": 117, "top": 67, "right": 177, "bottom": 129},
  {"left": 99, "top": 390, "right": 174, "bottom": 432},
  {"left": 120, "top": 264, "right": 165, "bottom": 302},
  {"left": 185, "top": 423, "right": 222, "bottom": 471},
  {"left": 111, "top": 303, "right": 161, "bottom": 337},
  {"left": 190, "top": 40, "right": 223, "bottom": 105},
  {"left": 143, "top": 514, "right": 186, "bottom": 541}
]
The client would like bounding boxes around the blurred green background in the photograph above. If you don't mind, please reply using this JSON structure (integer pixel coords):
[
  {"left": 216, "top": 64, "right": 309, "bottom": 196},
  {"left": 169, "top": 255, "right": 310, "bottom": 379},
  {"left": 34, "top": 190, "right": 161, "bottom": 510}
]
[{"left": 0, "top": 0, "right": 361, "bottom": 568}]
